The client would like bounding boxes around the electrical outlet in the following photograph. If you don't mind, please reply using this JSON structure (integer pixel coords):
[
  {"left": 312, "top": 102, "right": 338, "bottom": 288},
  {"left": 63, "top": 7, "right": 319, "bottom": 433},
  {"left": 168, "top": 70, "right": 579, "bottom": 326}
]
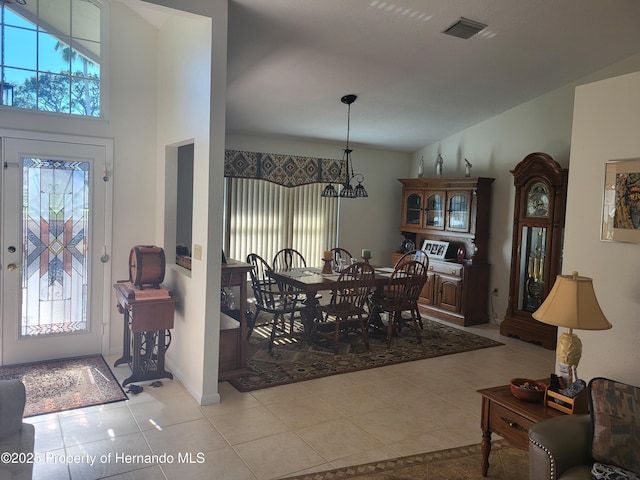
[{"left": 492, "top": 288, "right": 498, "bottom": 296}]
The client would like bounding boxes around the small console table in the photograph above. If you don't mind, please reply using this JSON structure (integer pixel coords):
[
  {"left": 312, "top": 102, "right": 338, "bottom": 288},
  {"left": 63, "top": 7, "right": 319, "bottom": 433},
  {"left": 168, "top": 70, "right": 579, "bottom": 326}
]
[
  {"left": 477, "top": 381, "right": 562, "bottom": 477},
  {"left": 113, "top": 282, "right": 178, "bottom": 386}
]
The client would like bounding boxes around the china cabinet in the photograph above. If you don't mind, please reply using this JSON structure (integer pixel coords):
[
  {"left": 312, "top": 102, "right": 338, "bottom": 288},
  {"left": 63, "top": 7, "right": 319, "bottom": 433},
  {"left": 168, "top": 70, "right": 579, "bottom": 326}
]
[
  {"left": 500, "top": 153, "right": 568, "bottom": 349},
  {"left": 401, "top": 188, "right": 473, "bottom": 234},
  {"left": 397, "top": 177, "right": 494, "bottom": 326}
]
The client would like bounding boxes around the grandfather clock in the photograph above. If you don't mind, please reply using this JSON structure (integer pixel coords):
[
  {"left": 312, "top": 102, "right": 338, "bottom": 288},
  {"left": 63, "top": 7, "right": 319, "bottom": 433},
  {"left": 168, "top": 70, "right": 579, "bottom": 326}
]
[{"left": 500, "top": 152, "right": 568, "bottom": 349}]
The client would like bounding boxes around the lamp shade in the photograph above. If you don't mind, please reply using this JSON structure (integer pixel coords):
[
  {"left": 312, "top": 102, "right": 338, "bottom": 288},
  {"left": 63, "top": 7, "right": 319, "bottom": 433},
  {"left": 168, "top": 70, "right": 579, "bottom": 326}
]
[{"left": 532, "top": 271, "right": 611, "bottom": 330}]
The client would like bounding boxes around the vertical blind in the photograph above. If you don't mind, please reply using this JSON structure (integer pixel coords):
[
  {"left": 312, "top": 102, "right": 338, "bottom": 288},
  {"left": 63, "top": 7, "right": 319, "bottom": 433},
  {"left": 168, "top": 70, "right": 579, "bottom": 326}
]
[{"left": 224, "top": 178, "right": 338, "bottom": 268}]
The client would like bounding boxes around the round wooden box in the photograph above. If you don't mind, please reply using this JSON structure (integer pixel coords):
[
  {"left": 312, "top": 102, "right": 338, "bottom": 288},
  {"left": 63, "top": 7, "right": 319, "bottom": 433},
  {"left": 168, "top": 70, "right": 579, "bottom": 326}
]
[{"left": 129, "top": 245, "right": 165, "bottom": 289}]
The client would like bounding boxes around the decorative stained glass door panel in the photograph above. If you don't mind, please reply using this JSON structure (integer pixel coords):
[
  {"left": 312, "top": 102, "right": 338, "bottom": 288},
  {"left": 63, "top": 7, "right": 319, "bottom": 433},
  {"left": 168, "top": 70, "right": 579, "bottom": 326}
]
[
  {"left": 22, "top": 158, "right": 90, "bottom": 336},
  {"left": 1, "top": 137, "right": 110, "bottom": 365}
]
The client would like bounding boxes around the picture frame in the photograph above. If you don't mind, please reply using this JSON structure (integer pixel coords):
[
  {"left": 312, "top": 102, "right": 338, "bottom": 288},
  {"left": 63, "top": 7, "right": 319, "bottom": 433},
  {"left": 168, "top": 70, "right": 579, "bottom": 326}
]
[
  {"left": 601, "top": 158, "right": 640, "bottom": 243},
  {"left": 421, "top": 239, "right": 449, "bottom": 260}
]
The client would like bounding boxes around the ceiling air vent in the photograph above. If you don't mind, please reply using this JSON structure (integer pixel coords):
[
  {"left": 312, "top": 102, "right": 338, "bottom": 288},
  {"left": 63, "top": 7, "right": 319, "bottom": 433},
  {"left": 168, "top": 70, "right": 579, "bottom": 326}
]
[{"left": 443, "top": 17, "right": 487, "bottom": 39}]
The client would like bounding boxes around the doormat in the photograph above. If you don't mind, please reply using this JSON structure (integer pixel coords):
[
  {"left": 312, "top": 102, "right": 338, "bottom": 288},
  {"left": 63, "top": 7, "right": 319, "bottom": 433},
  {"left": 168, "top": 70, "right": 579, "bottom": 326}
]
[
  {"left": 281, "top": 440, "right": 526, "bottom": 480},
  {"left": 0, "top": 355, "right": 128, "bottom": 417},
  {"left": 228, "top": 316, "right": 503, "bottom": 392}
]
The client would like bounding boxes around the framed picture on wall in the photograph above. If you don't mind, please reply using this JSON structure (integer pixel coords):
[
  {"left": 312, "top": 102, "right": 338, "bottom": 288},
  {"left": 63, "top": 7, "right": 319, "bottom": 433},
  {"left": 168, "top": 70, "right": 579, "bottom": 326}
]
[{"left": 602, "top": 158, "right": 640, "bottom": 242}]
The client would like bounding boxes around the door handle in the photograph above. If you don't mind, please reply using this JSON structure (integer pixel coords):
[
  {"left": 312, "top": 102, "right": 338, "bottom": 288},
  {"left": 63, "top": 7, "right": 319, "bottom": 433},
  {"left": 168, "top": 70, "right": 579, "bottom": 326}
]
[{"left": 7, "top": 263, "right": 21, "bottom": 271}]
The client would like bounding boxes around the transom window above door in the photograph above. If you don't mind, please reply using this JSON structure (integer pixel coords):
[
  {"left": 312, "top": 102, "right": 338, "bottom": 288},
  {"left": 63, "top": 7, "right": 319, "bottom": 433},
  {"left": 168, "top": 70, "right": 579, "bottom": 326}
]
[{"left": 1, "top": 0, "right": 103, "bottom": 117}]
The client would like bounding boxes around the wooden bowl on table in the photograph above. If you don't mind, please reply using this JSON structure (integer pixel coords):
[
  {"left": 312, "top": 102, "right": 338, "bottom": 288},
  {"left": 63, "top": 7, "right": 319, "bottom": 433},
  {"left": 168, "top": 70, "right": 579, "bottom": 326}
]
[{"left": 509, "top": 378, "right": 547, "bottom": 403}]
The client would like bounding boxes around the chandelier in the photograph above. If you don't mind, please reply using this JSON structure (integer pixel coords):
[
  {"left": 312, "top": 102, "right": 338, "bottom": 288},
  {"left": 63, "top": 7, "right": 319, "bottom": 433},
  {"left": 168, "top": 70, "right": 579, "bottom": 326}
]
[{"left": 321, "top": 94, "right": 368, "bottom": 198}]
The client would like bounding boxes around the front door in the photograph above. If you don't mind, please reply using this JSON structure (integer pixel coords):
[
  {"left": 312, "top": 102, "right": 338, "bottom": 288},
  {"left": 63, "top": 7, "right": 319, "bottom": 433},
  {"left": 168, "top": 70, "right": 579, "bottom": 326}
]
[{"left": 1, "top": 136, "right": 112, "bottom": 365}]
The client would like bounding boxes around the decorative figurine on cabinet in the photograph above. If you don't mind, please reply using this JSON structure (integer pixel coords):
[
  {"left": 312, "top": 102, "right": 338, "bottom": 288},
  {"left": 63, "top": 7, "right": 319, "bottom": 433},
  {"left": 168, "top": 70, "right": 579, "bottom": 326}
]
[
  {"left": 465, "top": 159, "right": 472, "bottom": 177},
  {"left": 436, "top": 154, "right": 443, "bottom": 177}
]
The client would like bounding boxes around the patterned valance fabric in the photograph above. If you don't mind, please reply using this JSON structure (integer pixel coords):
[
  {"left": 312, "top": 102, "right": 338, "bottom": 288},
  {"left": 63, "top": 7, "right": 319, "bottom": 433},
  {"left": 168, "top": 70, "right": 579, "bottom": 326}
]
[{"left": 225, "top": 149, "right": 346, "bottom": 188}]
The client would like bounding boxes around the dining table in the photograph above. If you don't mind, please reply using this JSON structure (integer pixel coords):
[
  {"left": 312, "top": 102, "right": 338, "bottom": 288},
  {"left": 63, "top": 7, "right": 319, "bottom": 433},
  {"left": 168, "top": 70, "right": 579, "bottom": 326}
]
[{"left": 268, "top": 264, "right": 398, "bottom": 339}]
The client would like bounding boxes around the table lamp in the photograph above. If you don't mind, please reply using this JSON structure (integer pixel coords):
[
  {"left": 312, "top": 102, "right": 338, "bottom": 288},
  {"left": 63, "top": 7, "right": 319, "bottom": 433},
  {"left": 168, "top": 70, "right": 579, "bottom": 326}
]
[{"left": 532, "top": 271, "right": 611, "bottom": 383}]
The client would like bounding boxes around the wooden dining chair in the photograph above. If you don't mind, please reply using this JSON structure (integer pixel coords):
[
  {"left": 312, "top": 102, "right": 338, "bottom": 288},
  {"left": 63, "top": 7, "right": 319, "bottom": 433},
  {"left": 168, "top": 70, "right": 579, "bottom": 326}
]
[
  {"left": 393, "top": 249, "right": 429, "bottom": 329},
  {"left": 247, "top": 253, "right": 304, "bottom": 351},
  {"left": 377, "top": 259, "right": 428, "bottom": 347},
  {"left": 394, "top": 249, "right": 429, "bottom": 268},
  {"left": 314, "top": 262, "right": 375, "bottom": 351},
  {"left": 272, "top": 247, "right": 322, "bottom": 303},
  {"left": 330, "top": 247, "right": 354, "bottom": 272},
  {"left": 272, "top": 248, "right": 307, "bottom": 270}
]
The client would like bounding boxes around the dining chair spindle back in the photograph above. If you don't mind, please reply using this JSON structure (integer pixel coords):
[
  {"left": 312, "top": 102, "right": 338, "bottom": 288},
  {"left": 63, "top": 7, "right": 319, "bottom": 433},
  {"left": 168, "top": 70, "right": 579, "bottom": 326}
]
[
  {"left": 377, "top": 259, "right": 428, "bottom": 347},
  {"left": 314, "top": 262, "right": 375, "bottom": 351},
  {"left": 392, "top": 250, "right": 429, "bottom": 329},
  {"left": 330, "top": 247, "right": 354, "bottom": 273},
  {"left": 272, "top": 248, "right": 307, "bottom": 270},
  {"left": 394, "top": 249, "right": 429, "bottom": 268},
  {"left": 247, "top": 253, "right": 304, "bottom": 351}
]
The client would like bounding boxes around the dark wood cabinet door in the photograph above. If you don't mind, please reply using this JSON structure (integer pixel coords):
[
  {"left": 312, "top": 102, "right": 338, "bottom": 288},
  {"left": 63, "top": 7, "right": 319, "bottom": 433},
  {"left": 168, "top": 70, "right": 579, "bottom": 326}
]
[
  {"left": 446, "top": 191, "right": 471, "bottom": 232},
  {"left": 401, "top": 189, "right": 425, "bottom": 229},
  {"left": 425, "top": 191, "right": 446, "bottom": 230},
  {"left": 420, "top": 272, "right": 436, "bottom": 305},
  {"left": 436, "top": 275, "right": 462, "bottom": 313}
]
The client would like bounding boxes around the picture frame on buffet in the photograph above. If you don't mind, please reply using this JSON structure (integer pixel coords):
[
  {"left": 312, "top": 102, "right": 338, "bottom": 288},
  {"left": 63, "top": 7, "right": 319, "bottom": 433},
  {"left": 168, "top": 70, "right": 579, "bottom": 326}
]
[{"left": 421, "top": 239, "right": 449, "bottom": 260}]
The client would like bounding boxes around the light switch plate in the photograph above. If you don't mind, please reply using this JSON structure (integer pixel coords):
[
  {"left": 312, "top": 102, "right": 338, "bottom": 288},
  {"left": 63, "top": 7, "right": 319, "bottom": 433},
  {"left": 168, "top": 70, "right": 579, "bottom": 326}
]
[{"left": 193, "top": 244, "right": 202, "bottom": 260}]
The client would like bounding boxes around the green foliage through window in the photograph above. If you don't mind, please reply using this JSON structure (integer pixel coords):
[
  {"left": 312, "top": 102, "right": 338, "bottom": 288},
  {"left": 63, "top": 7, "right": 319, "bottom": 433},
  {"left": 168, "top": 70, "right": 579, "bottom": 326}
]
[{"left": 1, "top": 0, "right": 102, "bottom": 117}]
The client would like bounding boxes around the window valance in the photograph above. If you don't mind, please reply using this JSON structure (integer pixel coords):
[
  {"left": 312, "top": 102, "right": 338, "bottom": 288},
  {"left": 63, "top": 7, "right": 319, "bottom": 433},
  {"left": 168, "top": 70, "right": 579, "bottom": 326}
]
[{"left": 224, "top": 149, "right": 346, "bottom": 188}]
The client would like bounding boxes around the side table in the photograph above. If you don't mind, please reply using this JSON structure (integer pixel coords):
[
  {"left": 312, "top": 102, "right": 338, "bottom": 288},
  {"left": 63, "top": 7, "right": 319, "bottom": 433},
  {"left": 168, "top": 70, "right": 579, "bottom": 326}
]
[
  {"left": 113, "top": 282, "right": 178, "bottom": 386},
  {"left": 477, "top": 381, "right": 563, "bottom": 477}
]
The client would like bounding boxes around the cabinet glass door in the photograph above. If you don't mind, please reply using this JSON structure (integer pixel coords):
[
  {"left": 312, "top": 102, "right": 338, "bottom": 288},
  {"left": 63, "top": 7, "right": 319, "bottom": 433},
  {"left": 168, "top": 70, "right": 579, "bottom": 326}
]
[
  {"left": 405, "top": 193, "right": 422, "bottom": 225},
  {"left": 518, "top": 226, "right": 547, "bottom": 313},
  {"left": 425, "top": 192, "right": 444, "bottom": 229},
  {"left": 447, "top": 192, "right": 470, "bottom": 231}
]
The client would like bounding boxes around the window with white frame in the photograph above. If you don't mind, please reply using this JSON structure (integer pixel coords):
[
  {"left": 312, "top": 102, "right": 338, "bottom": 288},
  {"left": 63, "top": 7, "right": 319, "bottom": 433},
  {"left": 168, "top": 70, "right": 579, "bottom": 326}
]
[{"left": 1, "top": 0, "right": 102, "bottom": 117}]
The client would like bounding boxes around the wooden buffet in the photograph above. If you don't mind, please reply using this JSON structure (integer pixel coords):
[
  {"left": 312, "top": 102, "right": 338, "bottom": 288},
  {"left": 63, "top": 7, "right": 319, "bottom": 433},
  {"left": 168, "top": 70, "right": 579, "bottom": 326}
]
[{"left": 397, "top": 177, "right": 494, "bottom": 326}]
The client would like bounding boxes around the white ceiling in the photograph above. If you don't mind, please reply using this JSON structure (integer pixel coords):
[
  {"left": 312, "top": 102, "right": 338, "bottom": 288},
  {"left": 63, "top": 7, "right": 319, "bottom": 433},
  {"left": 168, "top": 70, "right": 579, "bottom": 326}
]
[
  {"left": 225, "top": 0, "right": 640, "bottom": 152},
  {"left": 128, "top": 1, "right": 640, "bottom": 153}
]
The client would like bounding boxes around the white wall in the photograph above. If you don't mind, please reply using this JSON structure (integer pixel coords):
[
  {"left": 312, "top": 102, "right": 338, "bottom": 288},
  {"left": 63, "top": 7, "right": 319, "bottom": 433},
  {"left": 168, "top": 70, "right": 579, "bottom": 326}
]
[
  {"left": 338, "top": 148, "right": 410, "bottom": 263},
  {"left": 153, "top": 11, "right": 214, "bottom": 403},
  {"left": 225, "top": 134, "right": 411, "bottom": 264},
  {"left": 563, "top": 71, "right": 640, "bottom": 386},
  {"left": 414, "top": 53, "right": 640, "bottom": 327},
  {"left": 107, "top": 2, "right": 160, "bottom": 353},
  {"left": 146, "top": 0, "right": 228, "bottom": 404}
]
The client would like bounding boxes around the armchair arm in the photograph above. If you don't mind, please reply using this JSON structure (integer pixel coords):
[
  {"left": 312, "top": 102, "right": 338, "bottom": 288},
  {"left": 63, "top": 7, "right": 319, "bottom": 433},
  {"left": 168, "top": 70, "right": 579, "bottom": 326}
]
[
  {"left": 529, "top": 414, "right": 591, "bottom": 480},
  {"left": 0, "top": 380, "right": 27, "bottom": 441}
]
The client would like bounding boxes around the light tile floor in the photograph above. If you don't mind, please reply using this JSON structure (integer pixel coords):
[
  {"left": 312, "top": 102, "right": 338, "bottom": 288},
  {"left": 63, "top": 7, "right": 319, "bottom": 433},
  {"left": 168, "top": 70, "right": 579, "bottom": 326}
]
[{"left": 26, "top": 321, "right": 555, "bottom": 480}]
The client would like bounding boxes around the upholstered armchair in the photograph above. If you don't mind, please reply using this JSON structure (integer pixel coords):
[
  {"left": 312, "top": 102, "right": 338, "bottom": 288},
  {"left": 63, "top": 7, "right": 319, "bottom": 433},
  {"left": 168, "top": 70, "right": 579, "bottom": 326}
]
[
  {"left": 0, "top": 379, "right": 35, "bottom": 480},
  {"left": 529, "top": 378, "right": 640, "bottom": 480}
]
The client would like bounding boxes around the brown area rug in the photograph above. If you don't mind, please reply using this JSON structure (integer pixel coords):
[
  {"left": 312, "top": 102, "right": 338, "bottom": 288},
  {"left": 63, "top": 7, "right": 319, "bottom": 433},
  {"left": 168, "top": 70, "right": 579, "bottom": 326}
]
[
  {"left": 229, "top": 315, "right": 503, "bottom": 392},
  {"left": 283, "top": 440, "right": 527, "bottom": 480},
  {"left": 0, "top": 355, "right": 128, "bottom": 417}
]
